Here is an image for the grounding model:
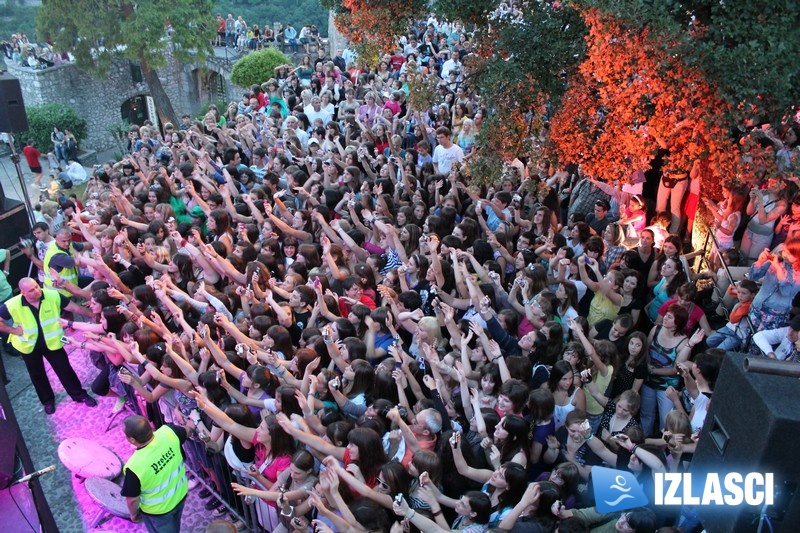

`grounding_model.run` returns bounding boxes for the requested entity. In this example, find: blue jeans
[142,497,186,533]
[706,326,742,351]
[640,385,675,437]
